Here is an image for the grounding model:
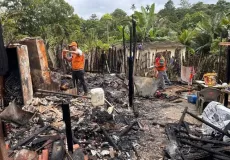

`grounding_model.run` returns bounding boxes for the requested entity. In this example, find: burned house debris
[1,29,230,160]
